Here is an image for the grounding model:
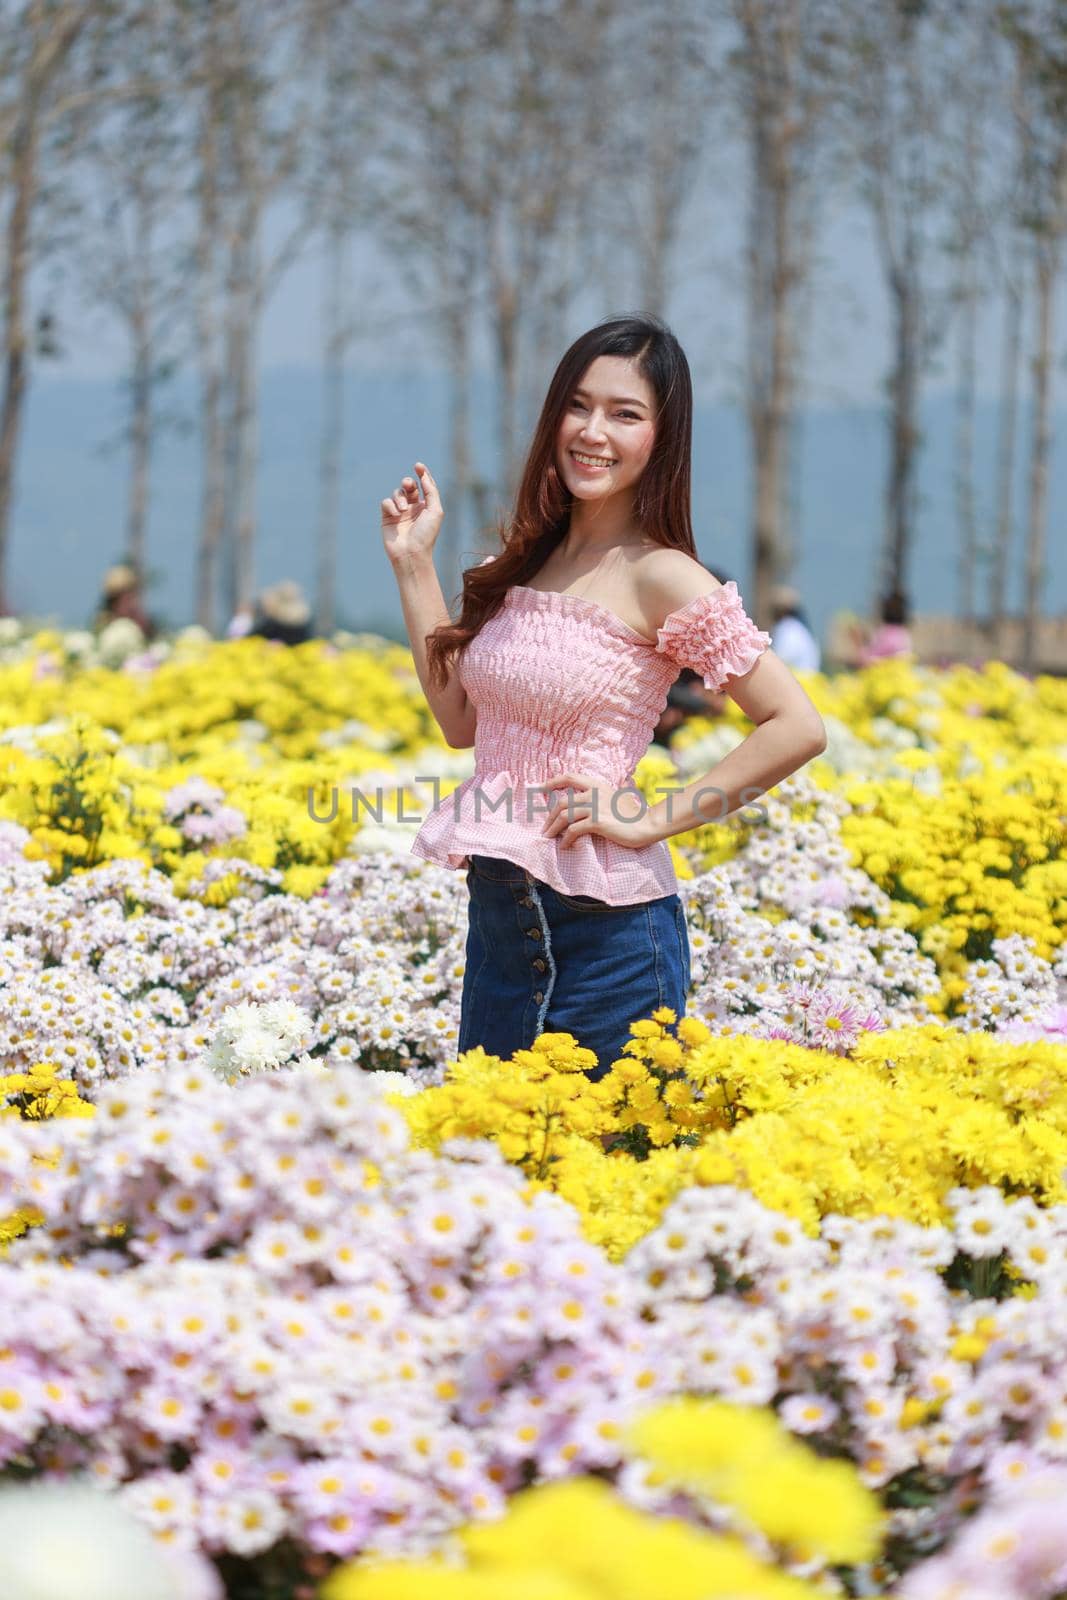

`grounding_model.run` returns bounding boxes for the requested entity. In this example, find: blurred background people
[93,562,156,640]
[859,589,913,664]
[250,579,313,646]
[225,605,255,640]
[770,583,821,672]
[654,668,721,748]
